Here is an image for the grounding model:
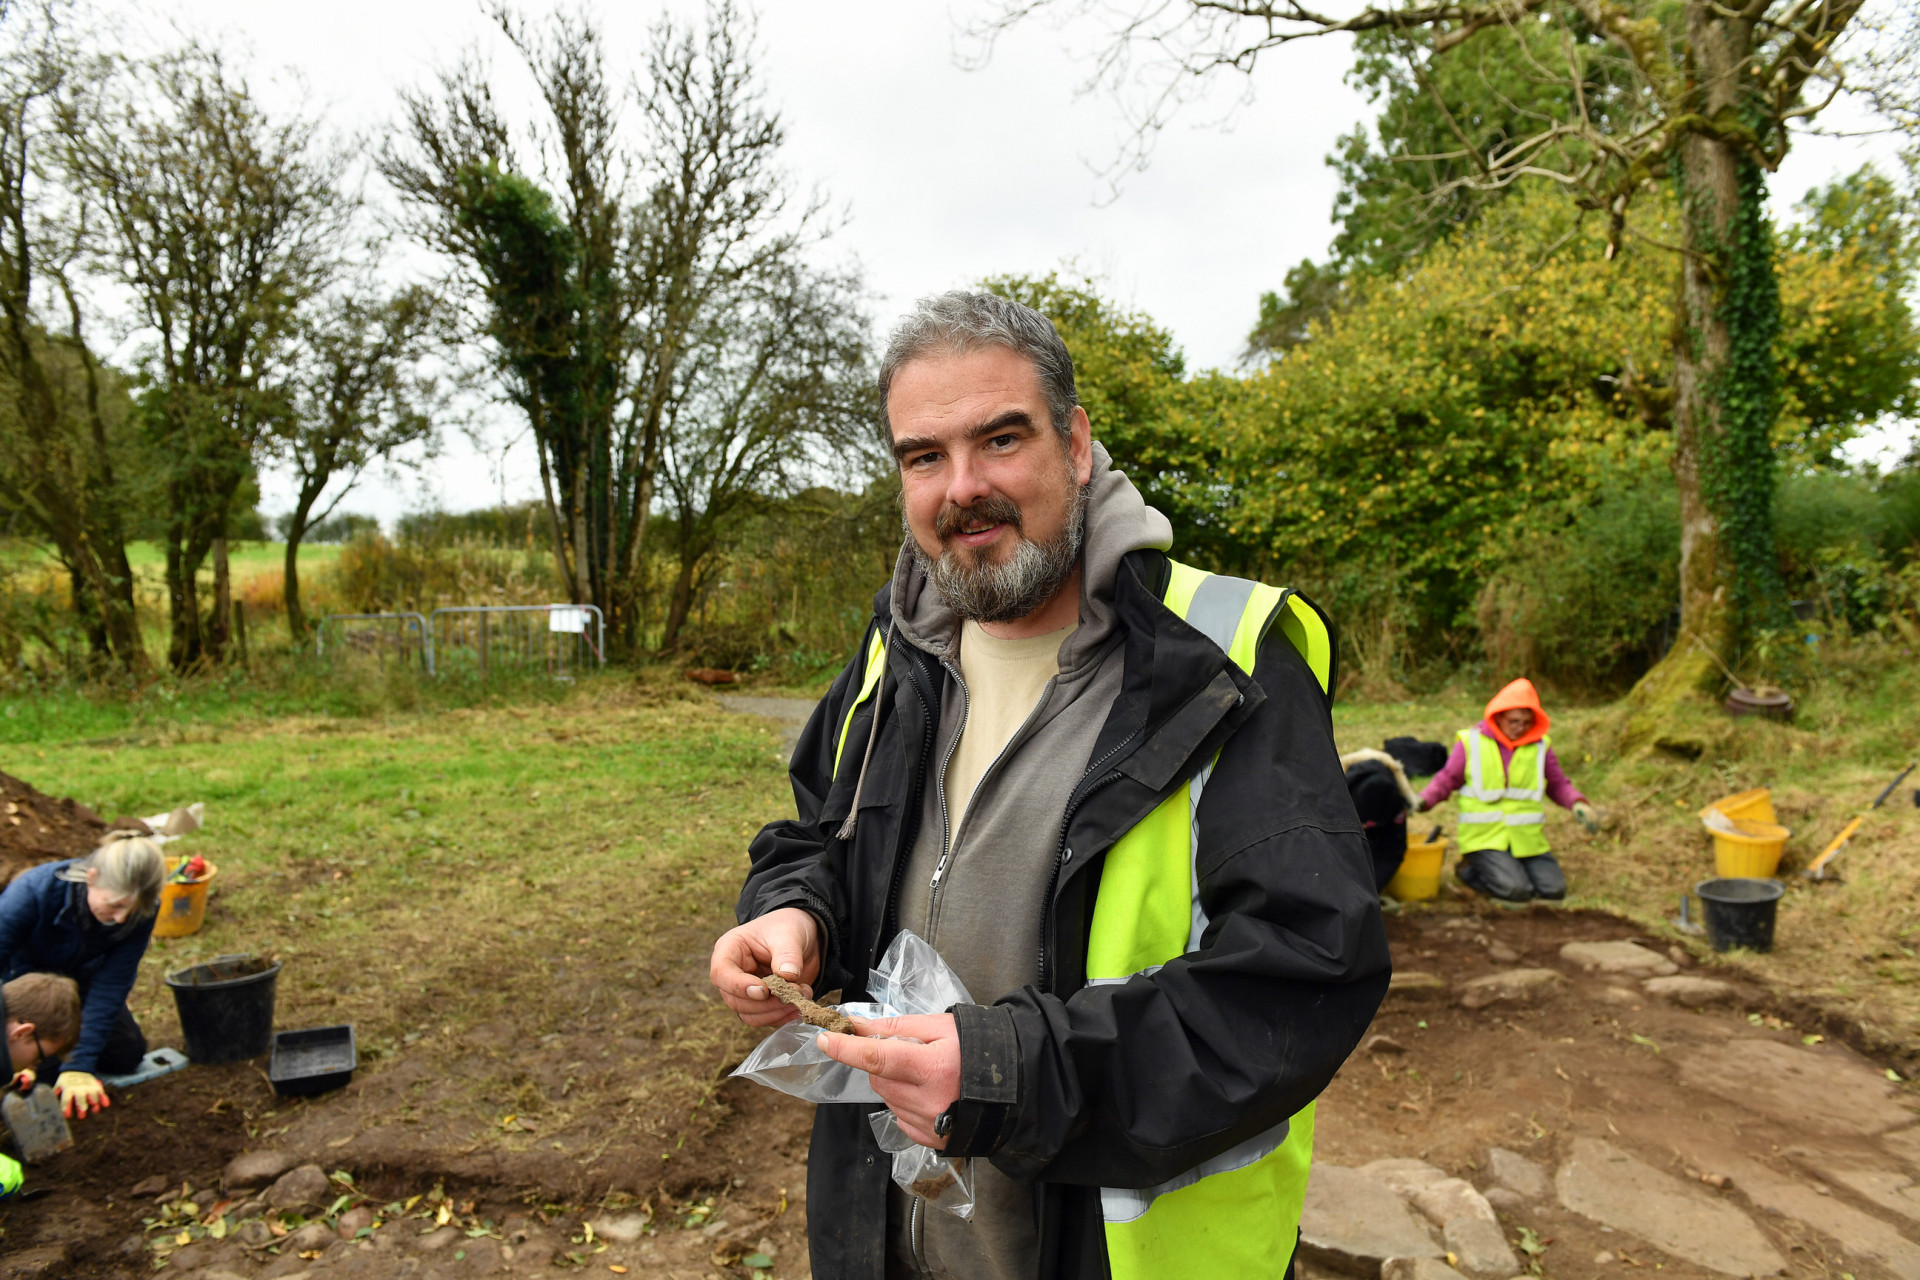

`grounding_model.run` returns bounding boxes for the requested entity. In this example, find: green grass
[9,671,792,1184]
